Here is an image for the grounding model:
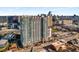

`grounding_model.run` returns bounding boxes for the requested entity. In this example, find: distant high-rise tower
[47,11,53,27]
